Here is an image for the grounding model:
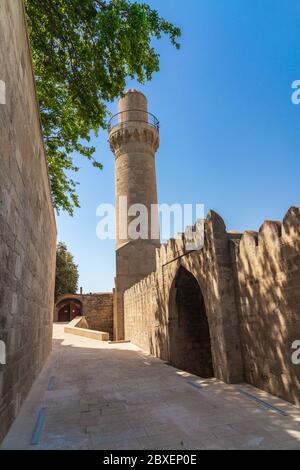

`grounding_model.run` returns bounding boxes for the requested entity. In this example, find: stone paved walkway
[1,324,300,450]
